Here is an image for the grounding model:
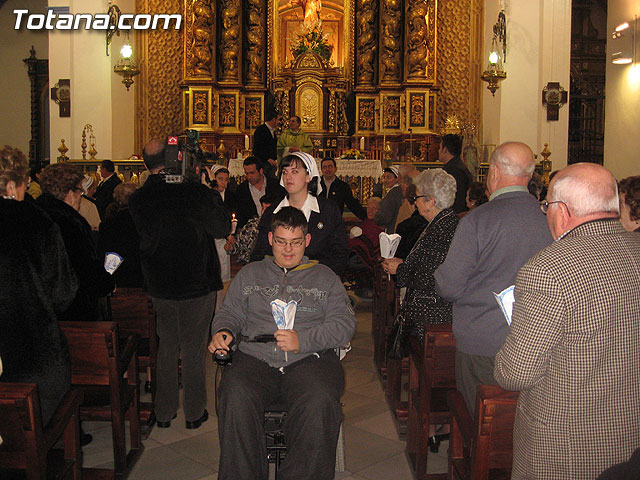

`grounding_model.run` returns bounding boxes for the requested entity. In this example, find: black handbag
[386,309,411,360]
